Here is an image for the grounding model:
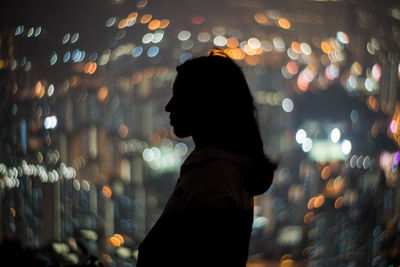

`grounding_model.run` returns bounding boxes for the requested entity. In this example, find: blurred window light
[282,98,294,112]
[212,26,225,36]
[47,84,55,97]
[175,143,188,156]
[27,27,34,37]
[281,66,293,79]
[137,0,148,8]
[365,78,376,92]
[300,42,312,55]
[372,64,382,82]
[132,46,144,57]
[197,32,211,43]
[346,75,357,92]
[142,33,154,44]
[15,25,24,36]
[71,33,79,43]
[341,139,352,155]
[336,31,349,44]
[254,13,268,24]
[191,15,204,25]
[152,30,164,43]
[50,52,57,66]
[179,53,192,64]
[34,27,41,37]
[350,109,359,123]
[273,37,285,52]
[295,129,307,144]
[178,30,191,41]
[261,40,273,52]
[325,64,339,80]
[62,33,70,44]
[44,116,58,129]
[286,61,298,75]
[287,48,299,60]
[180,40,194,50]
[88,52,98,62]
[106,17,117,27]
[147,46,159,57]
[248,38,261,49]
[213,35,227,47]
[302,138,312,152]
[63,51,71,63]
[330,128,341,143]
